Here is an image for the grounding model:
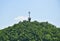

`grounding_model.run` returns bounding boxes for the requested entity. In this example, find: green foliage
[0,21,60,41]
